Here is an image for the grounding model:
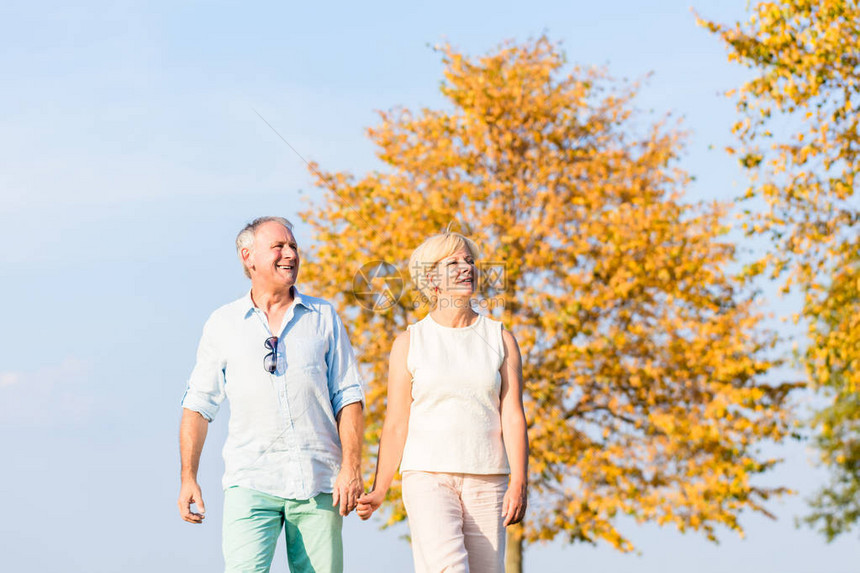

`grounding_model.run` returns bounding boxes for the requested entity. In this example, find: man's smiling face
[243,221,300,291]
